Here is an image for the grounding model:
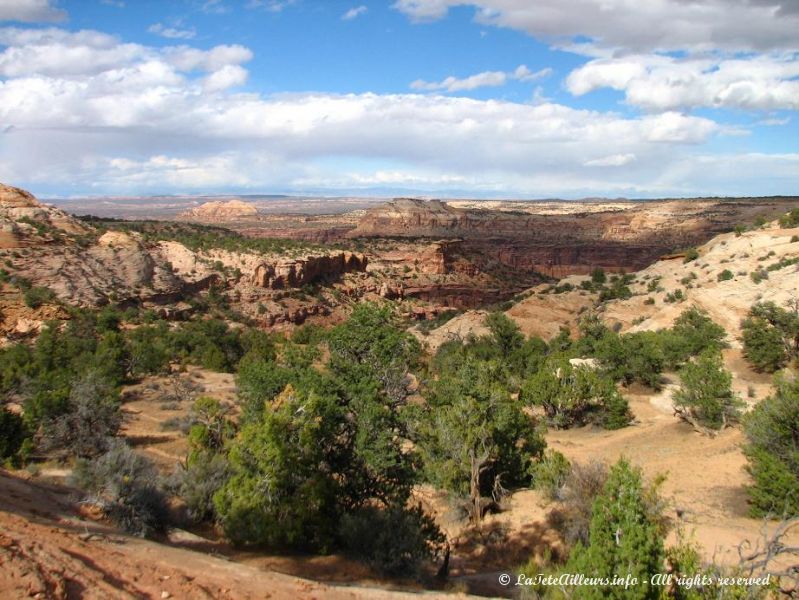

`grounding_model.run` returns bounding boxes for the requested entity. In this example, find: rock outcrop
[0,183,39,208]
[178,200,258,221]
[0,183,90,247]
[251,252,367,289]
